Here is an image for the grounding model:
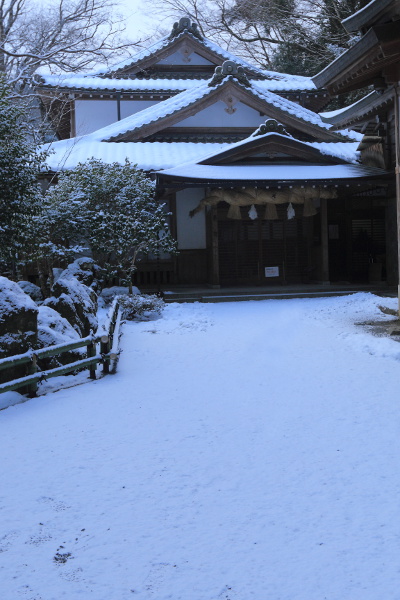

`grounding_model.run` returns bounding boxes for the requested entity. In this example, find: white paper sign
[265,266,279,277]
